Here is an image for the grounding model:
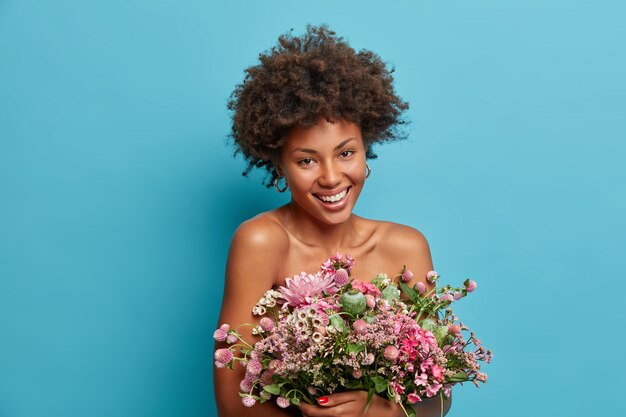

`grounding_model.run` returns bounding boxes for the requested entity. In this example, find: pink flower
[426,271,439,284]
[426,382,442,397]
[353,319,369,335]
[407,393,422,404]
[213,328,227,342]
[414,372,428,387]
[365,294,376,308]
[351,279,381,297]
[440,293,454,302]
[260,317,275,331]
[241,396,256,407]
[276,397,290,408]
[402,268,414,282]
[465,279,477,292]
[448,324,462,336]
[226,334,238,344]
[278,272,337,307]
[213,323,230,342]
[214,348,233,365]
[352,369,362,379]
[240,375,254,392]
[333,268,350,286]
[246,359,262,376]
[453,291,462,300]
[416,282,427,294]
[431,365,444,381]
[384,345,400,361]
